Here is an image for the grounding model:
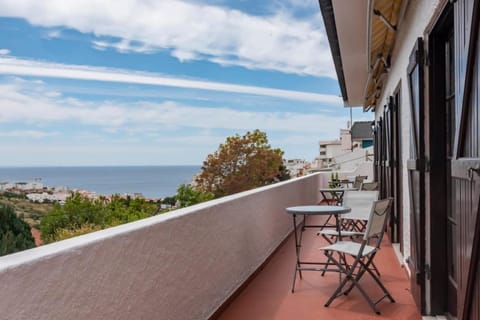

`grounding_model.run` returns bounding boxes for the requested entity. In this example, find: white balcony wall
[0,173,328,320]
